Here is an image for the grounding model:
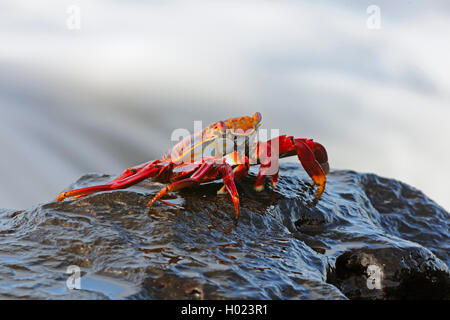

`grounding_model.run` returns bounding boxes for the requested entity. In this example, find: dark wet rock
[327,247,449,299]
[0,164,448,299]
